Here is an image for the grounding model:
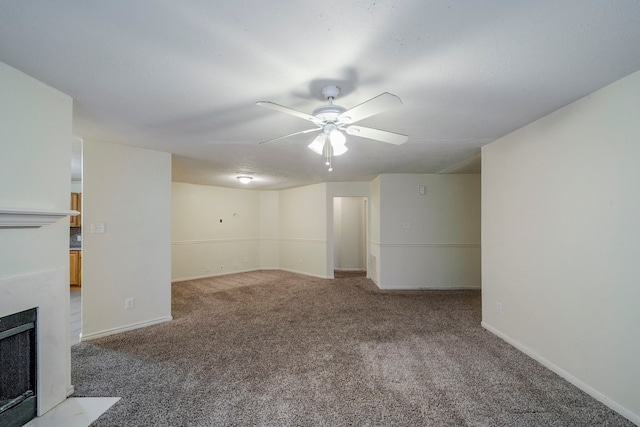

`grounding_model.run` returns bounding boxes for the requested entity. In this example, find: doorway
[333,197,367,275]
[70,136,82,346]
